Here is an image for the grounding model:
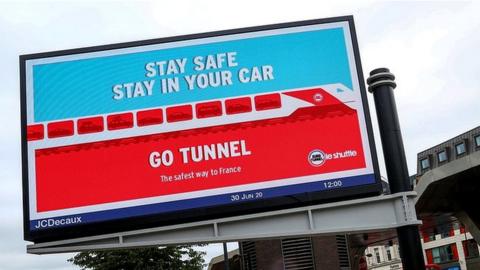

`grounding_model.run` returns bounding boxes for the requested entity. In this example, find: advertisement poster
[21,17,380,241]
